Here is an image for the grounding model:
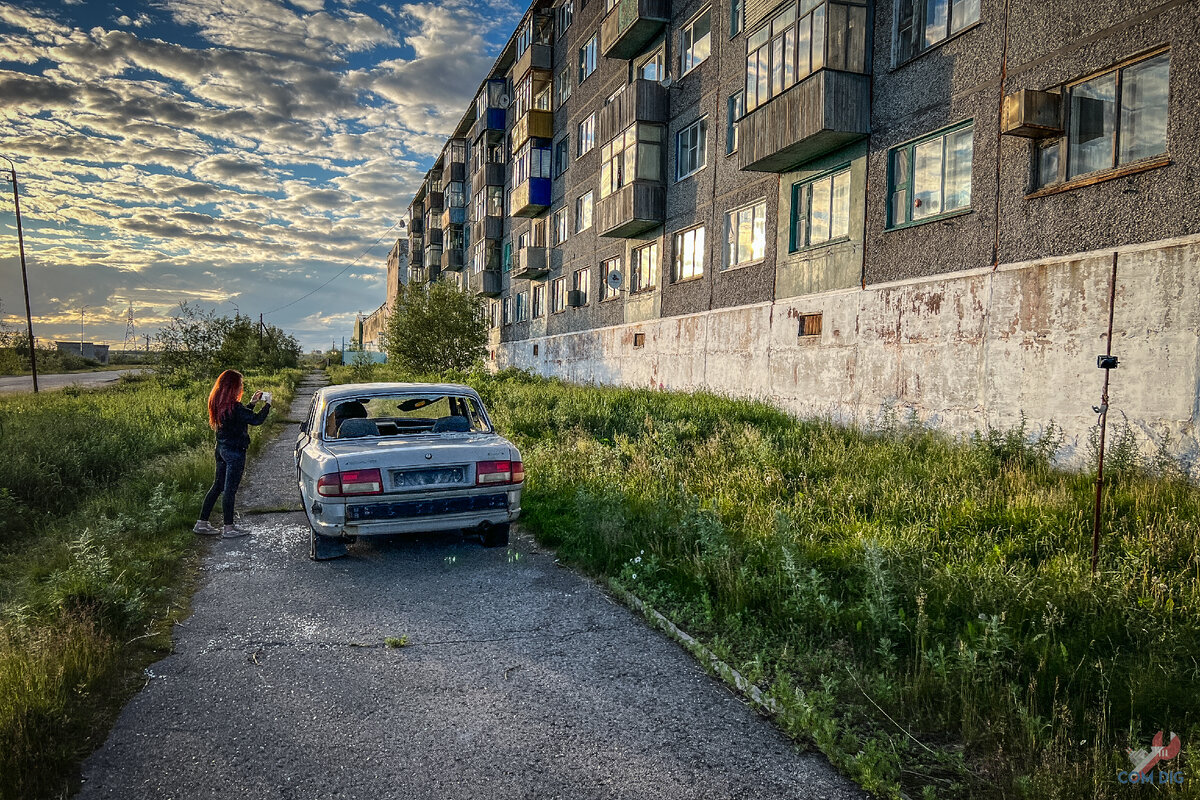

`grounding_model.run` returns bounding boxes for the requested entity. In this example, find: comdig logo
[1119,731,1183,785]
